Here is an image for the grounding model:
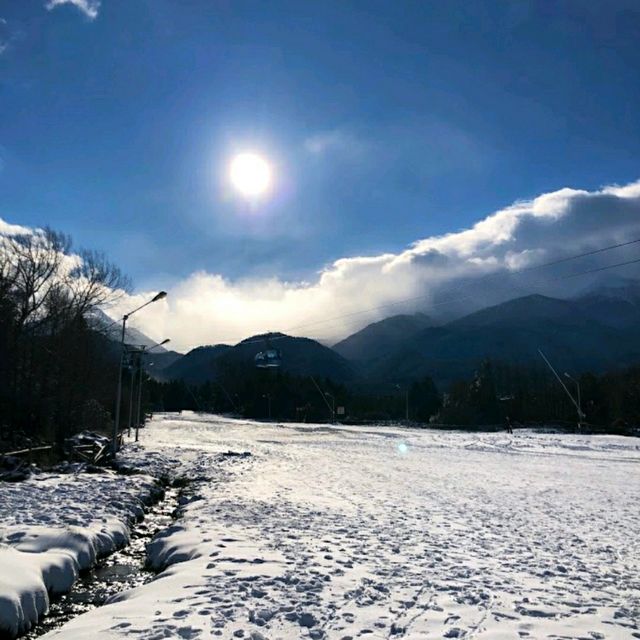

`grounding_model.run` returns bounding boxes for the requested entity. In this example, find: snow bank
[146,524,204,571]
[114,441,183,479]
[0,547,49,638]
[0,469,160,637]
